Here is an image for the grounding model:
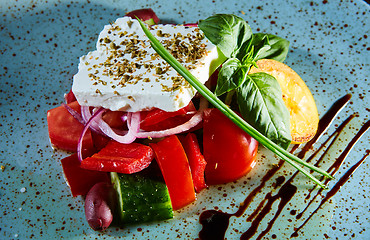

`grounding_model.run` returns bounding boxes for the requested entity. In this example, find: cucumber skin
[111,172,173,224]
